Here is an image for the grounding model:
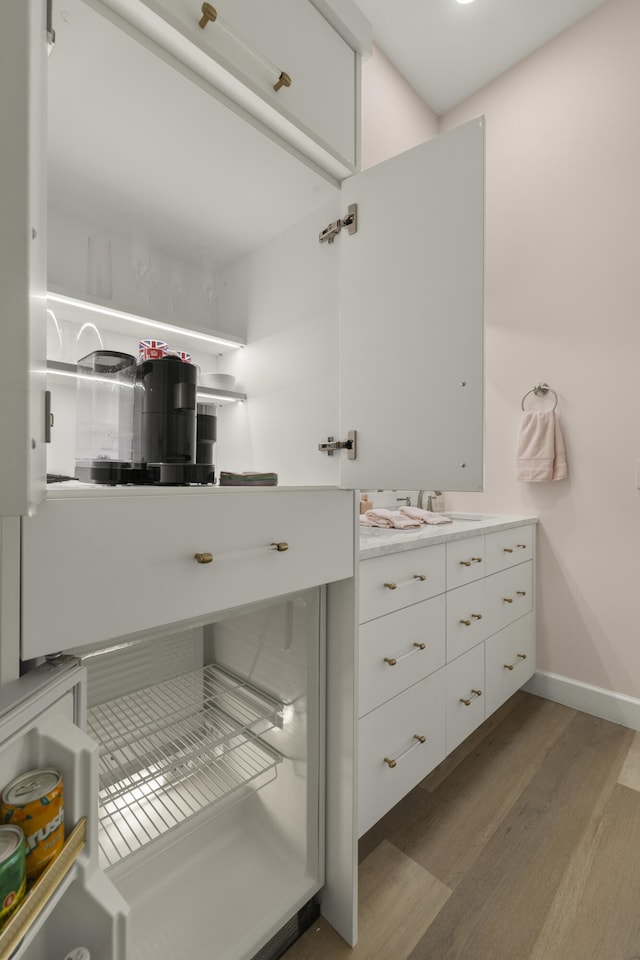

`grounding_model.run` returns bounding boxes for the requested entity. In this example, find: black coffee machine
[75,351,216,485]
